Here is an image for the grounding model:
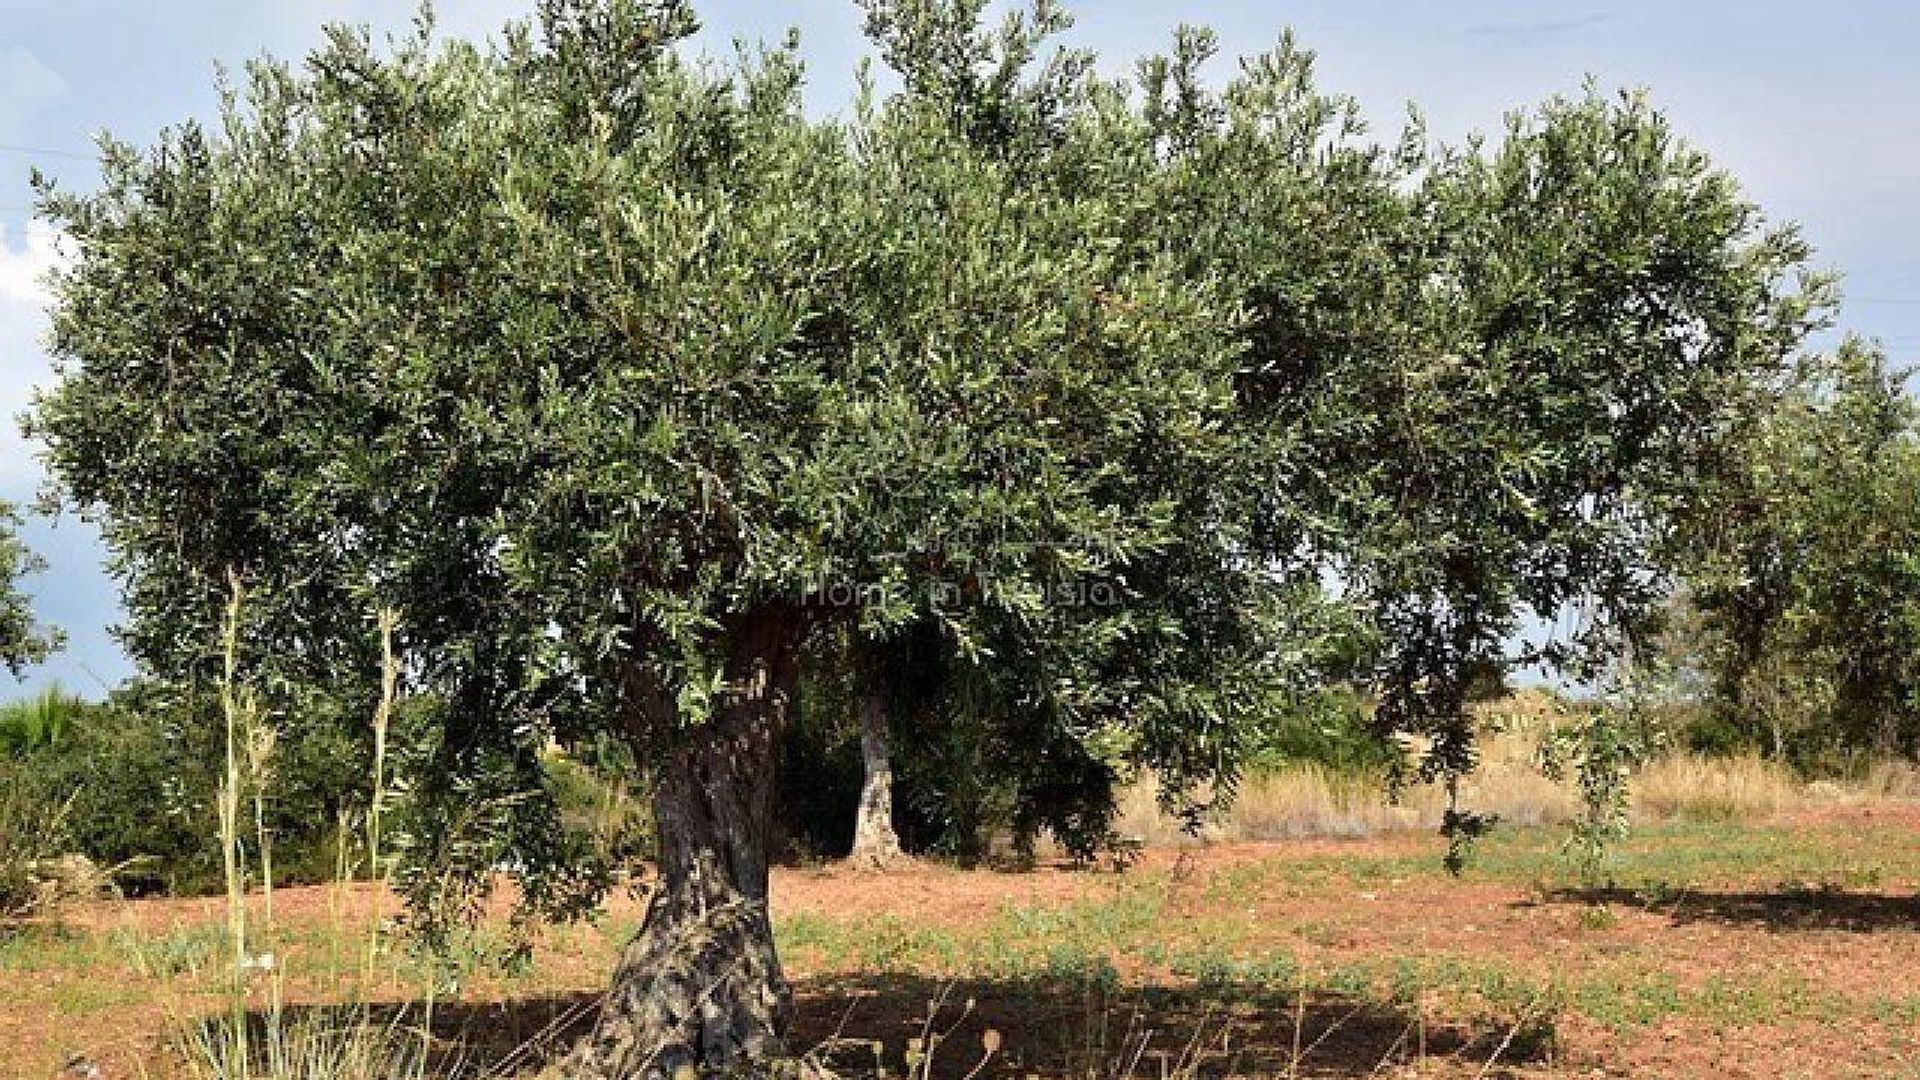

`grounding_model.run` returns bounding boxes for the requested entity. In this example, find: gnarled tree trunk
[848,683,904,868]
[569,609,801,1079]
